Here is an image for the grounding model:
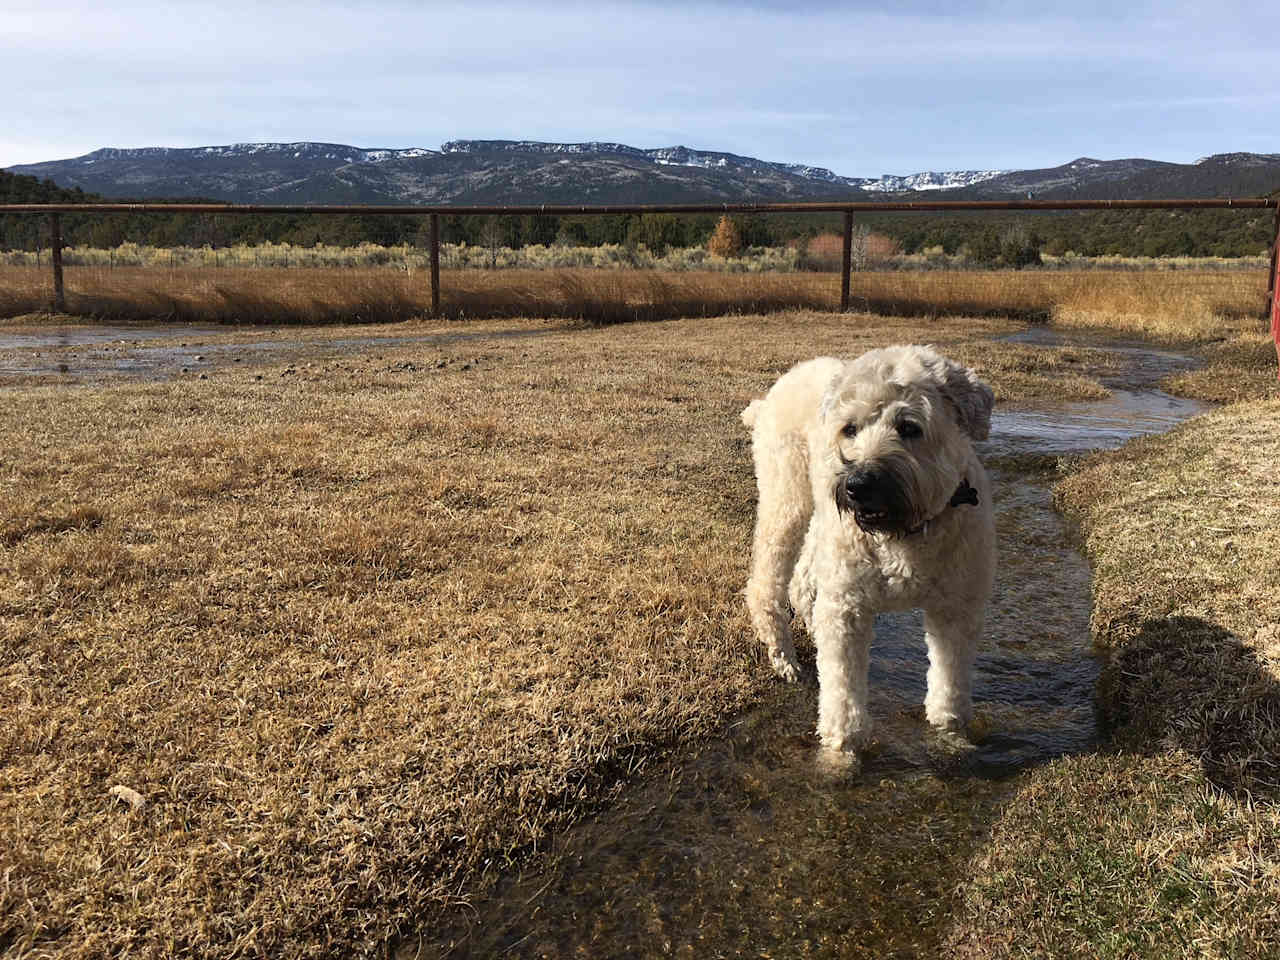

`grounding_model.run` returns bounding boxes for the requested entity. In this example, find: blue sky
[5,0,1278,176]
